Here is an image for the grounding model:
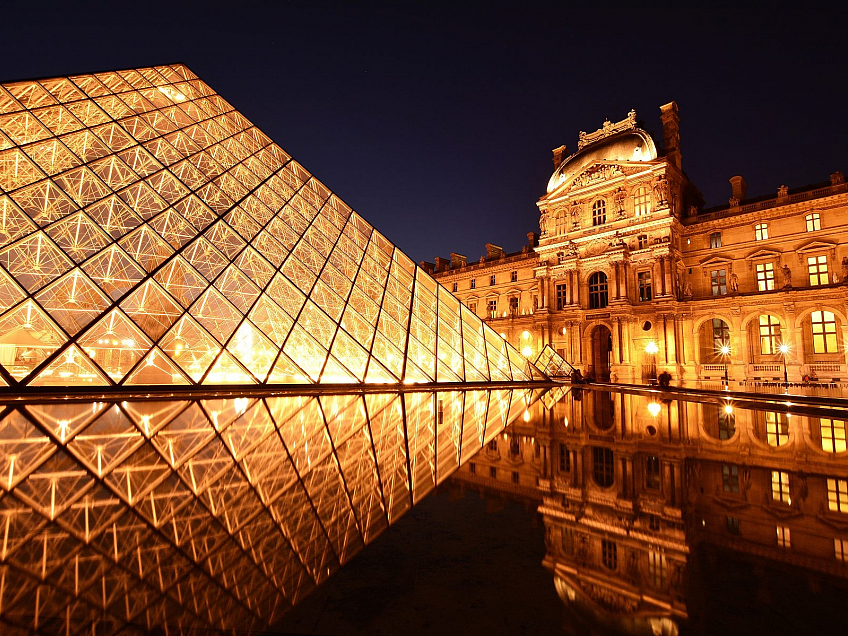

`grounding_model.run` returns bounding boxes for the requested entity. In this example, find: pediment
[699,255,734,268]
[796,239,837,253]
[745,247,782,261]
